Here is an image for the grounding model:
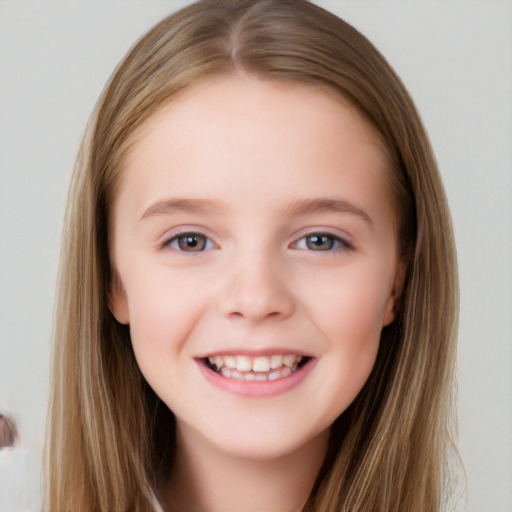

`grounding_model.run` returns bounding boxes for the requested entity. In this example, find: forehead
[124,73,388,160]
[115,73,395,226]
